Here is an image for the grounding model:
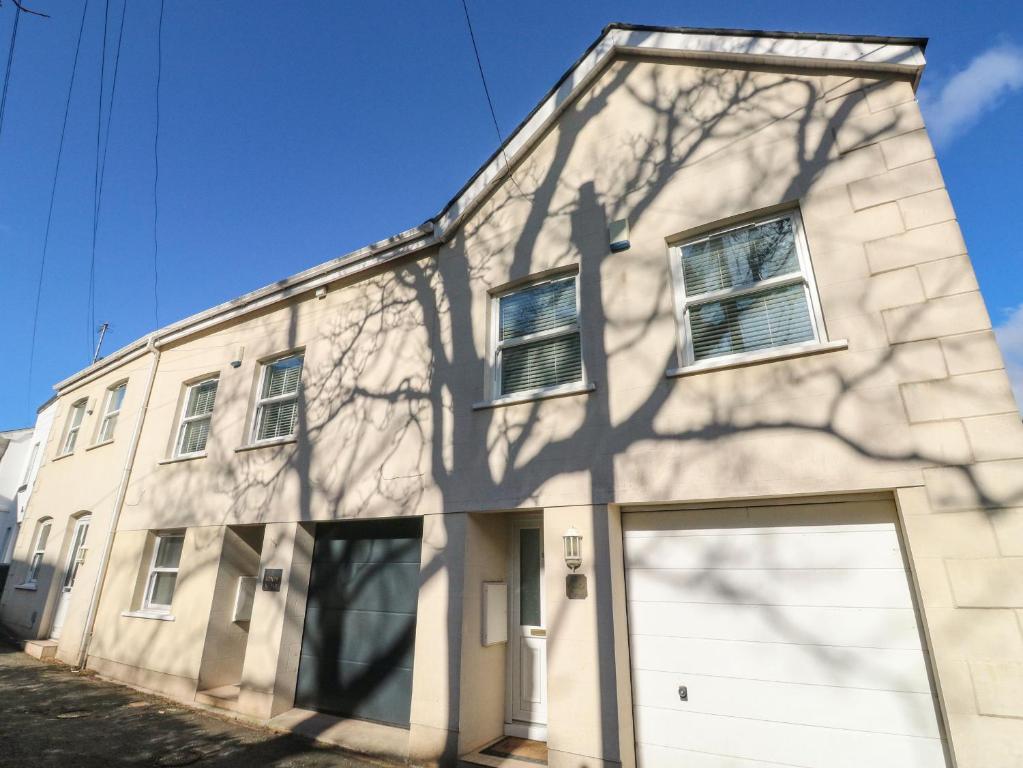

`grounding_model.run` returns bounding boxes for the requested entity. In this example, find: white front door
[507,517,547,739]
[50,516,91,640]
